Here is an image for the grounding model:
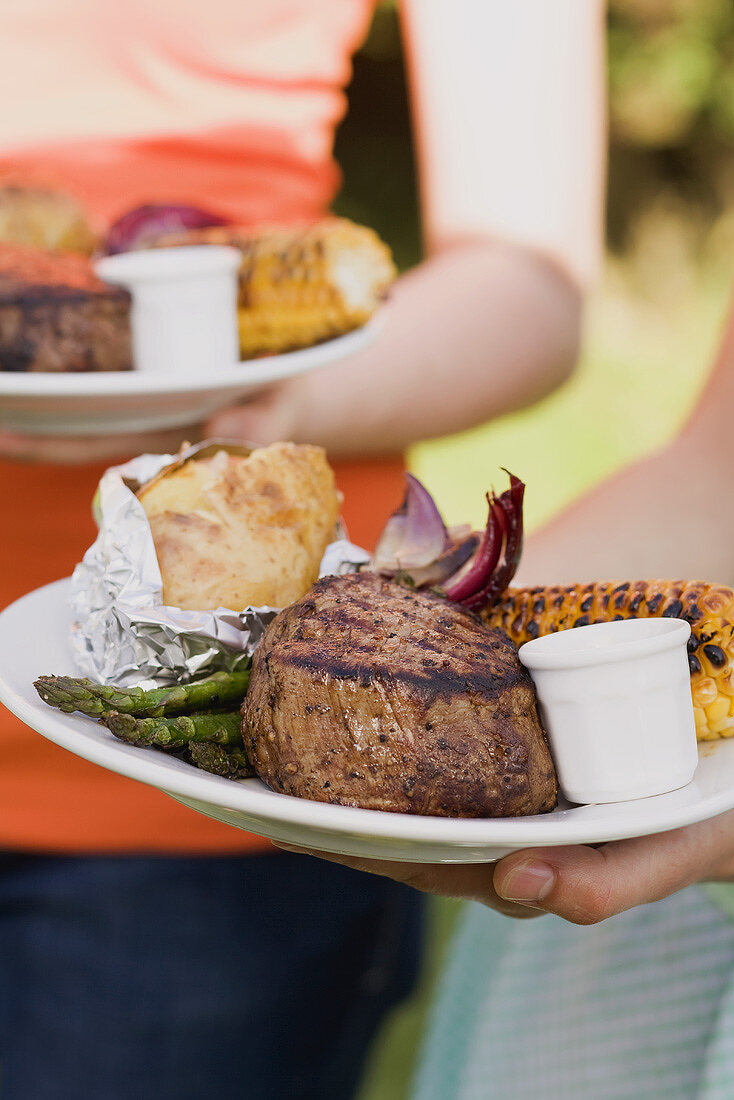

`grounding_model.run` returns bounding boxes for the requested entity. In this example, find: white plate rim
[1,578,733,854]
[0,316,380,399]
